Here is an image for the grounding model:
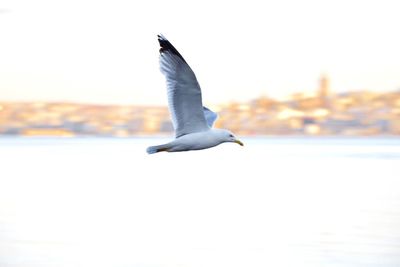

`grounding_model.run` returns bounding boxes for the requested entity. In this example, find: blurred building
[1,75,400,137]
[319,74,331,109]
